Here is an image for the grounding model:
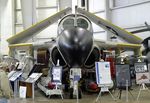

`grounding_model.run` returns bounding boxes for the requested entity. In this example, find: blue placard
[74,75,80,81]
[95,62,111,86]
